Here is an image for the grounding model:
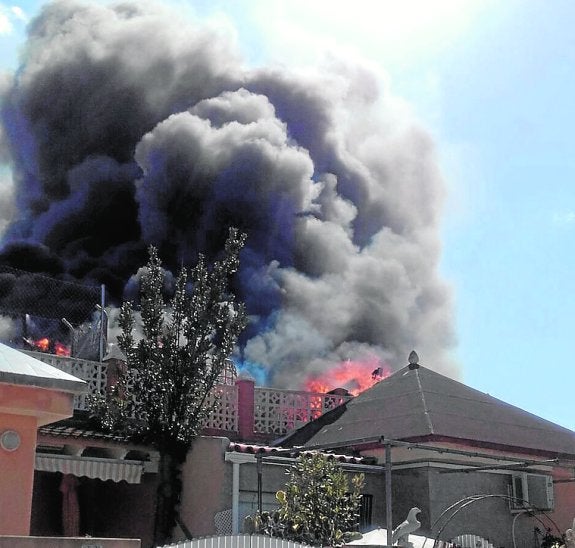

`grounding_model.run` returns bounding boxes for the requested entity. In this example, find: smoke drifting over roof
[0,0,456,386]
